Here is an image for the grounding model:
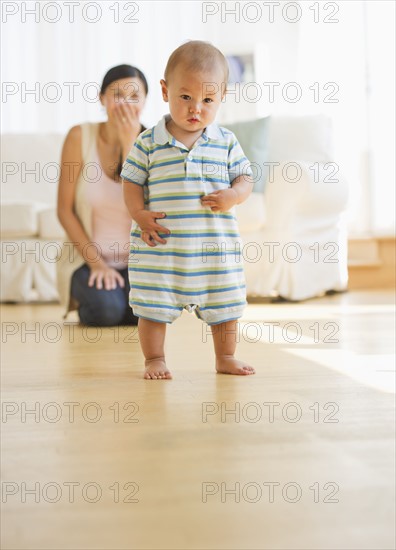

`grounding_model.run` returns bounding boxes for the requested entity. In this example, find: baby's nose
[189,103,201,113]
